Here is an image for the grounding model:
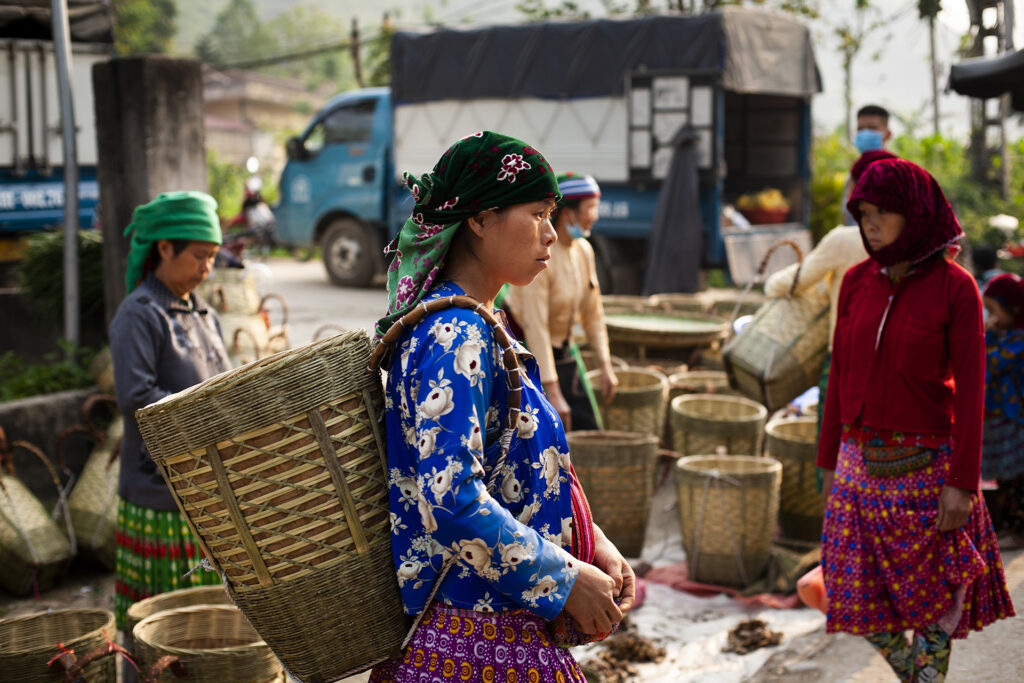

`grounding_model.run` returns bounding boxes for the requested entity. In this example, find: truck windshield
[303,99,377,154]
